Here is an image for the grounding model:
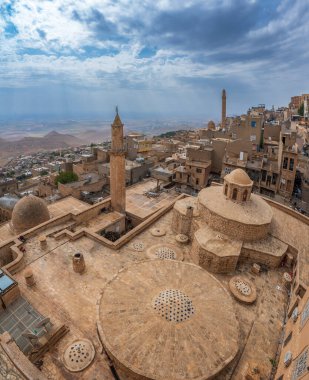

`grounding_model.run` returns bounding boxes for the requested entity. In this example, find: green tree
[55,171,78,185]
[298,102,304,116]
